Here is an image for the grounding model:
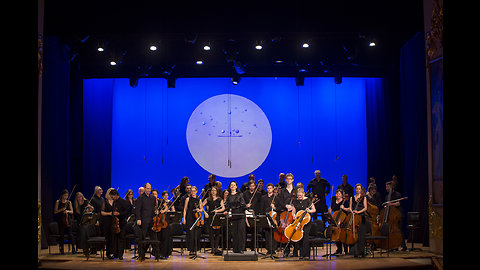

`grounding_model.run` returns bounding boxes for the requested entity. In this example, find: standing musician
[135,183,159,261]
[171,176,189,211]
[278,173,297,257]
[260,183,279,255]
[337,175,354,203]
[203,186,225,255]
[101,188,129,259]
[328,189,349,255]
[366,178,382,209]
[203,174,217,198]
[243,180,262,251]
[275,173,287,190]
[306,170,331,220]
[384,180,408,251]
[290,188,316,260]
[151,190,171,259]
[53,189,75,254]
[73,192,93,252]
[347,184,368,257]
[183,186,203,256]
[90,186,105,236]
[224,181,247,253]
